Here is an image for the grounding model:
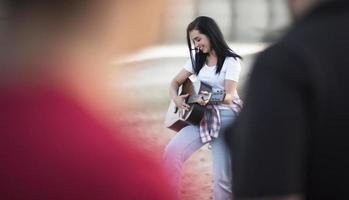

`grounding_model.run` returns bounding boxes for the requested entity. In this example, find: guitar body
[165,78,213,132]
